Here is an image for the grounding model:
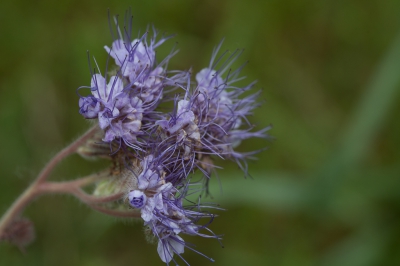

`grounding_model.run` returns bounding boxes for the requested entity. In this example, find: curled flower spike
[105,18,179,109]
[78,21,187,154]
[185,44,272,174]
[128,155,175,222]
